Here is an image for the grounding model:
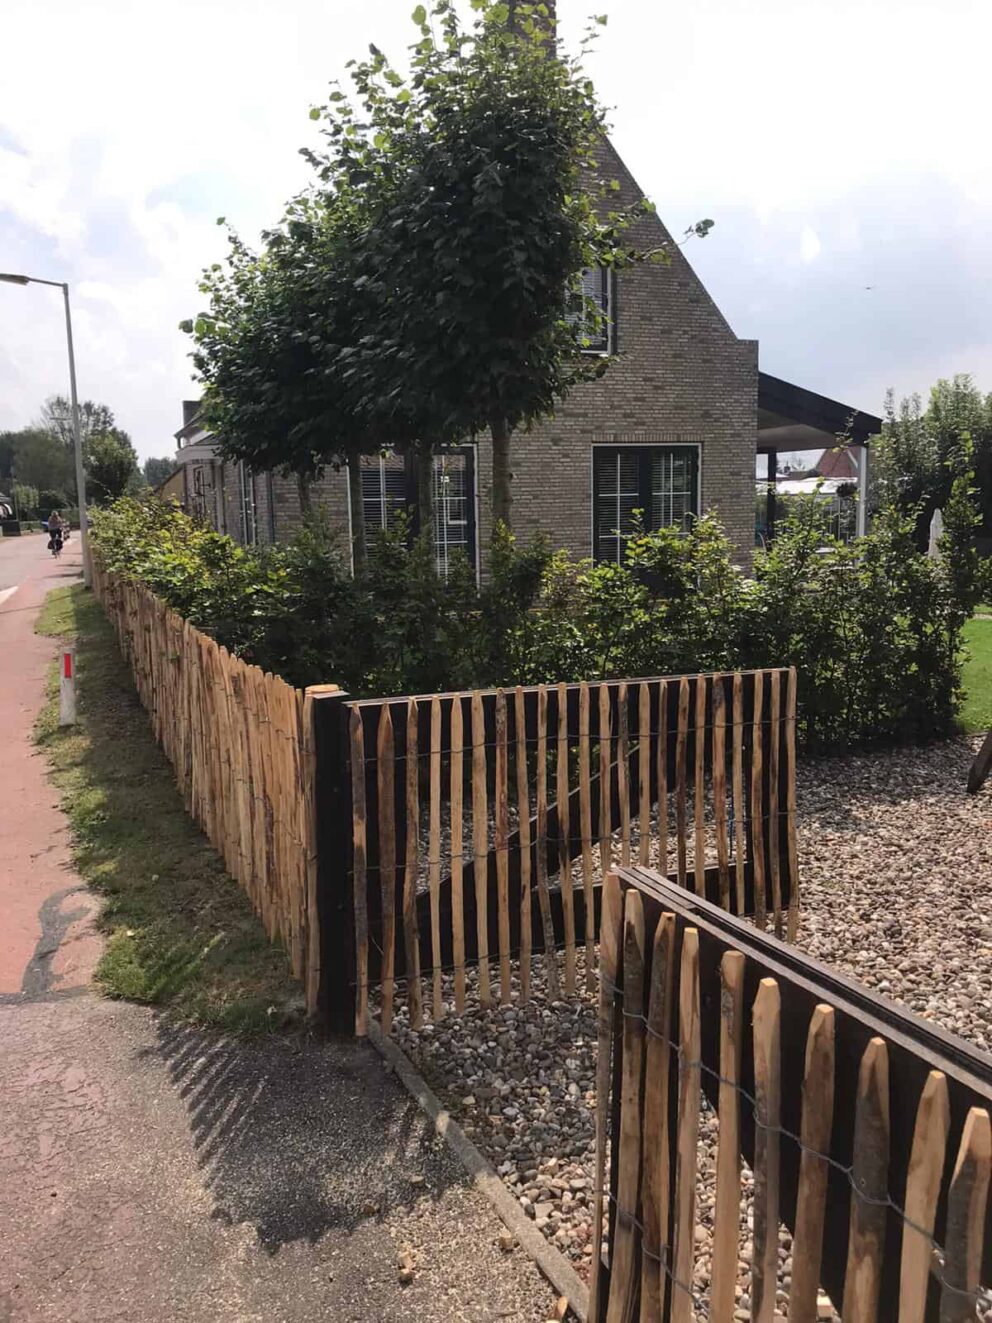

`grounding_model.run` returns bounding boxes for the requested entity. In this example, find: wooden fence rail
[91,560,324,1013]
[590,867,992,1322]
[344,669,798,1035]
